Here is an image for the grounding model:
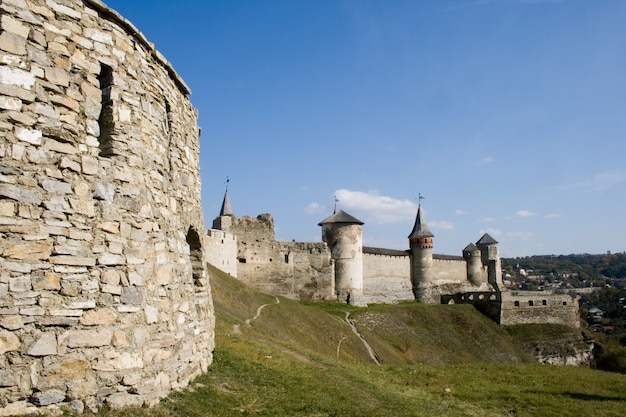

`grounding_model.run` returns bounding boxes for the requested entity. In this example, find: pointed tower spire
[219,190,233,216]
[219,177,233,216]
[408,204,434,242]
